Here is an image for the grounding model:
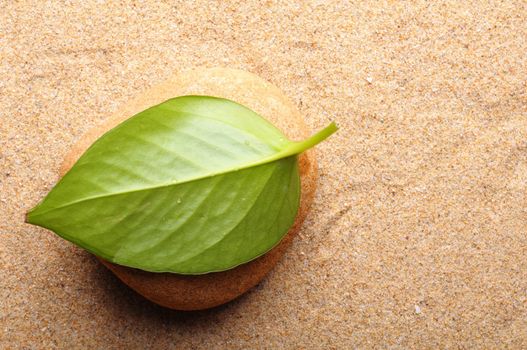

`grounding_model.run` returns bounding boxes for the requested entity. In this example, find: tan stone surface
[1,1,526,348]
[60,68,318,311]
